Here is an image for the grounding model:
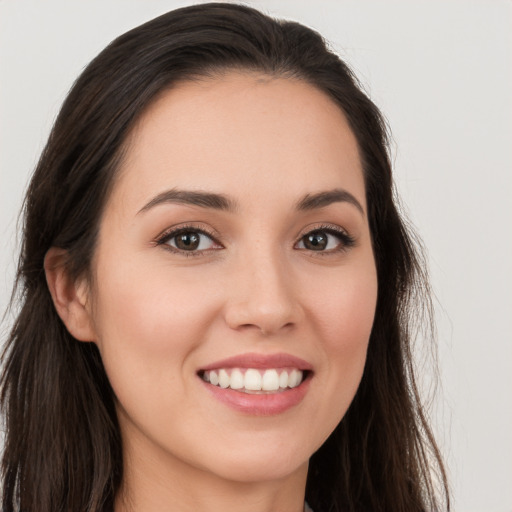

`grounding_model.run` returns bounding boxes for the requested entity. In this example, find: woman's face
[86,73,377,485]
